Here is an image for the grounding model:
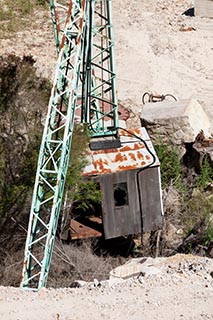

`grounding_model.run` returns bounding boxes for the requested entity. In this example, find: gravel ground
[1,254,213,320]
[1,0,213,127]
[1,1,213,319]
